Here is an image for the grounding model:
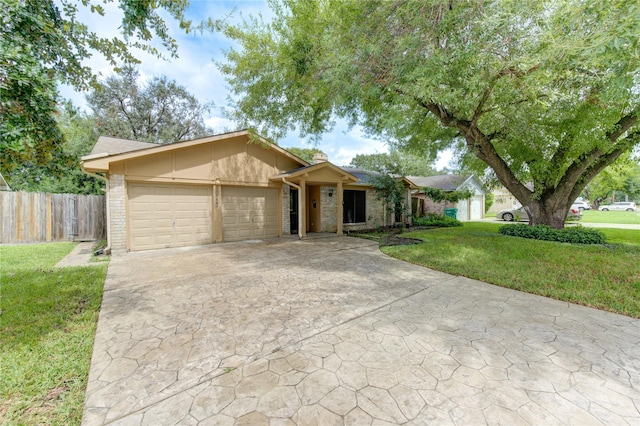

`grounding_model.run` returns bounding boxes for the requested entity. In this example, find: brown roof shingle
[407,175,471,191]
[89,137,157,156]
